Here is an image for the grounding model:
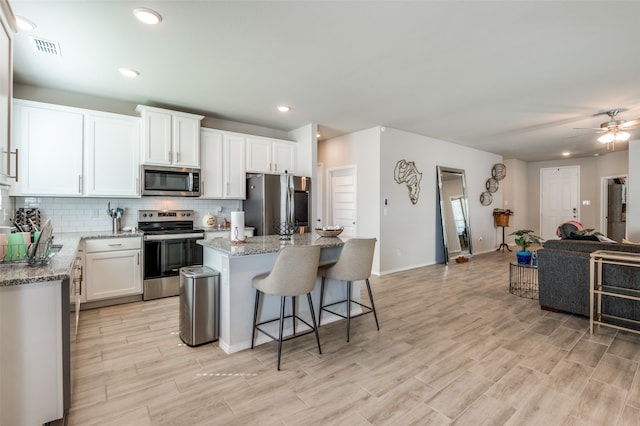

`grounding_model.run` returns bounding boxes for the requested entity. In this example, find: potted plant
[493,208,513,227]
[509,229,543,265]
